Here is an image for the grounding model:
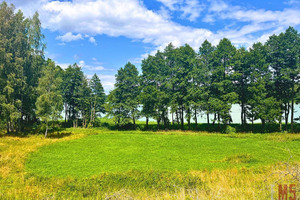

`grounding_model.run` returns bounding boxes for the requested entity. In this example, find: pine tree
[106,62,140,127]
[89,74,106,125]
